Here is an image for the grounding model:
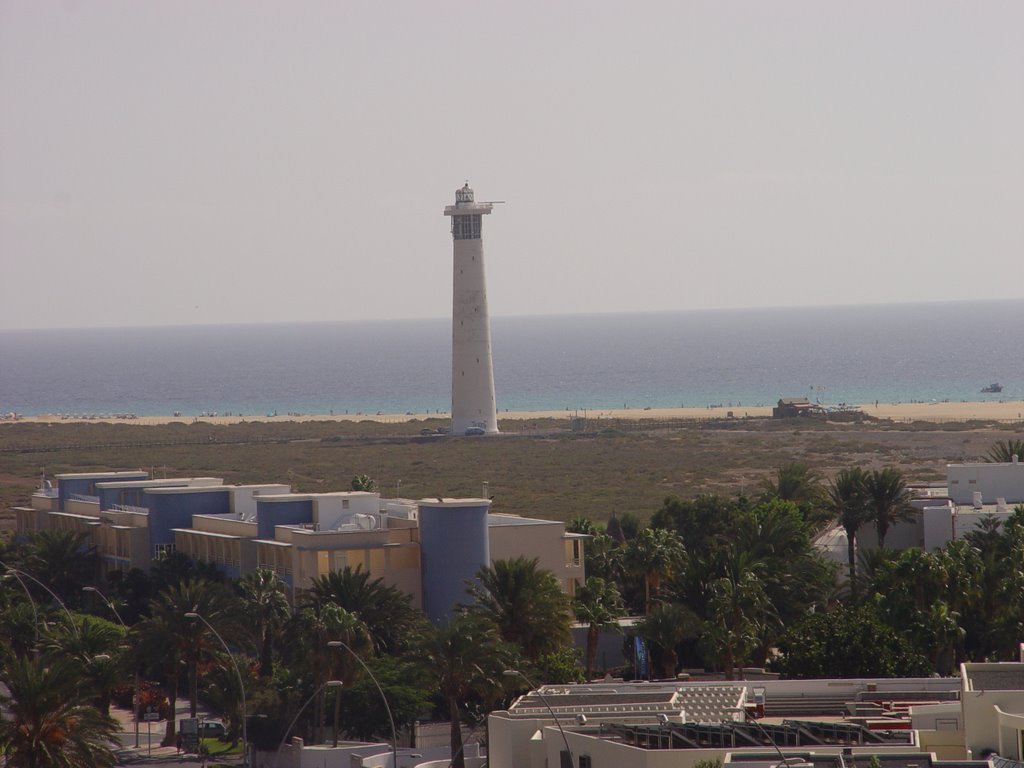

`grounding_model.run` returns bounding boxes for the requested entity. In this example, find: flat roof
[95,478,222,489]
[146,484,288,495]
[487,513,559,527]
[418,497,492,507]
[964,664,1024,691]
[947,460,1022,468]
[256,491,378,502]
[146,486,230,496]
[56,471,148,480]
[171,528,242,540]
